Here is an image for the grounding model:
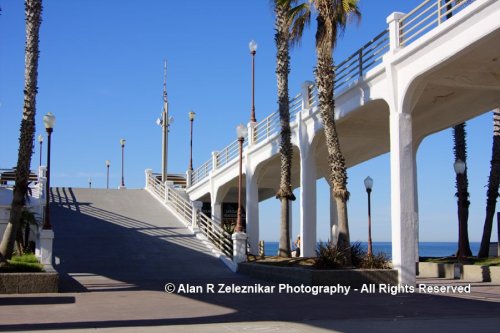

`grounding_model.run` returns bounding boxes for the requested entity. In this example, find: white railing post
[248,122,256,146]
[38,165,47,179]
[192,201,202,229]
[145,169,153,190]
[387,12,406,51]
[301,81,314,111]
[186,169,192,188]
[163,182,170,203]
[437,0,442,25]
[212,151,219,170]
